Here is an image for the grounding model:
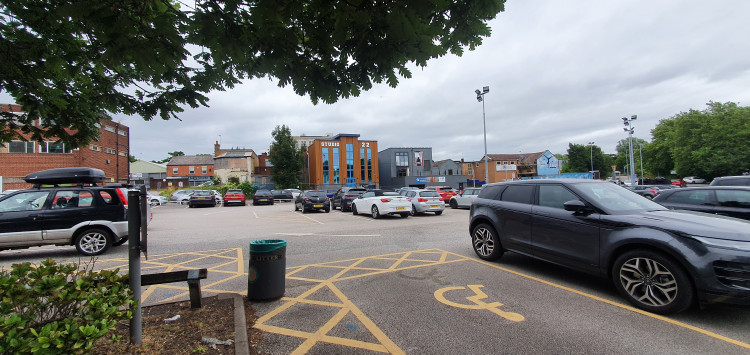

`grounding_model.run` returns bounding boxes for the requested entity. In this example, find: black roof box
[24,167,106,185]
